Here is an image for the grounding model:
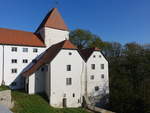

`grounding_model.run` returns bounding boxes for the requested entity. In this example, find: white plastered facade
[86,51,109,98]
[0,45,45,89]
[38,27,69,48]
